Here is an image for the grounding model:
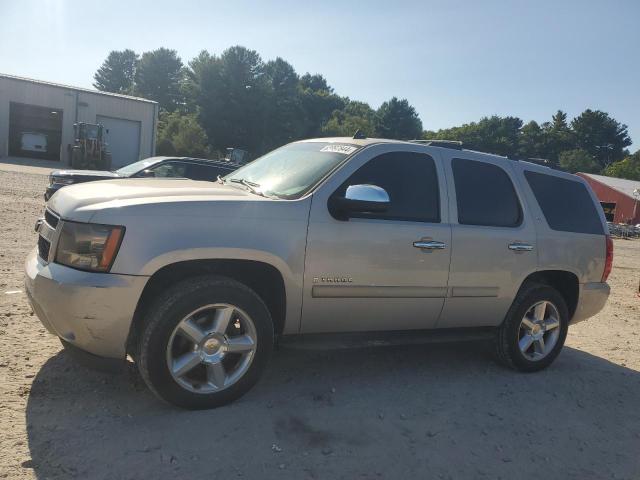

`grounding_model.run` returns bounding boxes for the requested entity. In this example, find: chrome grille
[38,235,51,261]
